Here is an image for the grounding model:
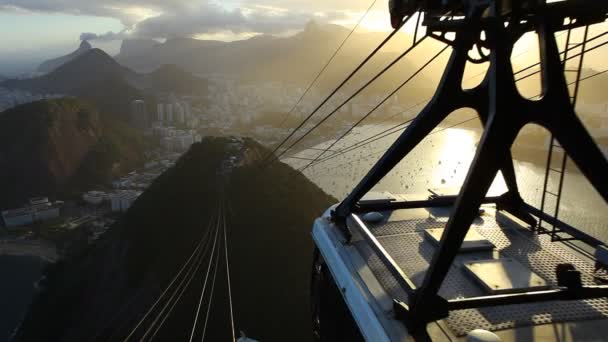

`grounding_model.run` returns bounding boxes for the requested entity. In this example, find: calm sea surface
[290,125,607,242]
[0,255,45,342]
